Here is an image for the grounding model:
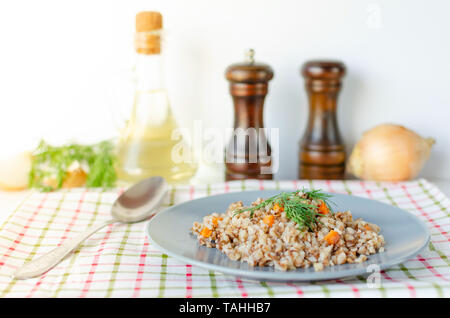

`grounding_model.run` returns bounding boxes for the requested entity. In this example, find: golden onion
[347,124,435,181]
[0,151,32,191]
